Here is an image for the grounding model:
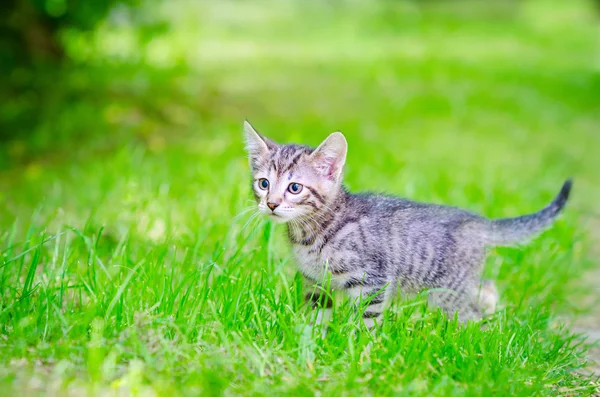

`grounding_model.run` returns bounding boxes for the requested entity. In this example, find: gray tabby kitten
[243,121,572,327]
